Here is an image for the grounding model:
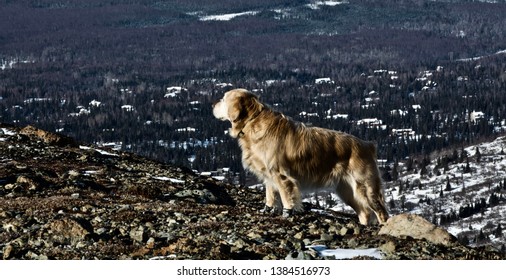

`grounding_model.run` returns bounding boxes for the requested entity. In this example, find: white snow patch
[306,1,349,10]
[121,105,134,112]
[153,176,185,184]
[79,145,119,157]
[90,100,101,107]
[1,128,16,136]
[308,245,383,259]
[165,86,186,98]
[200,11,259,21]
[457,49,506,62]
[315,77,333,84]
